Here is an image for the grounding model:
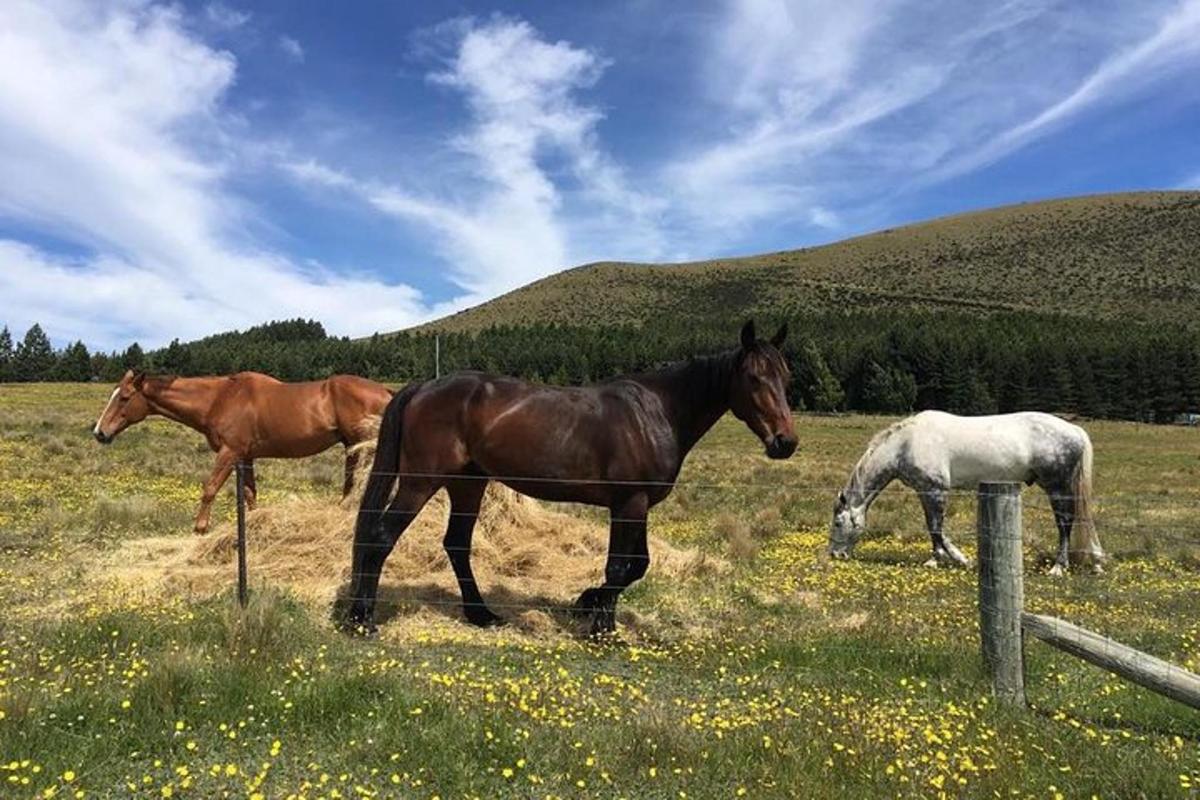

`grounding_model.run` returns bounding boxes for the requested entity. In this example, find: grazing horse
[828,410,1106,574]
[346,321,797,636]
[93,370,392,533]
